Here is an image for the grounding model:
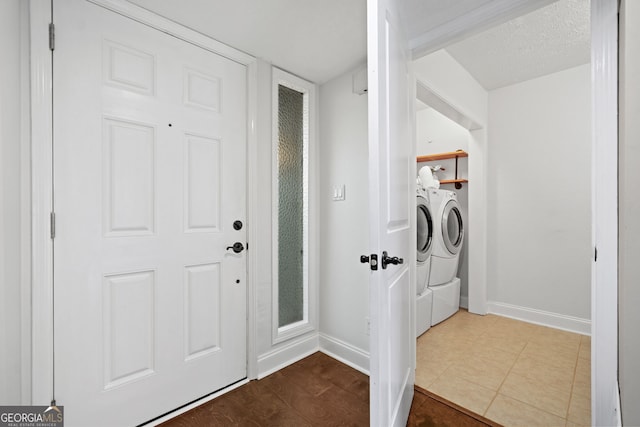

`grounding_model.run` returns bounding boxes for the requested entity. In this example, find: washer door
[442,200,464,255]
[417,195,433,262]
